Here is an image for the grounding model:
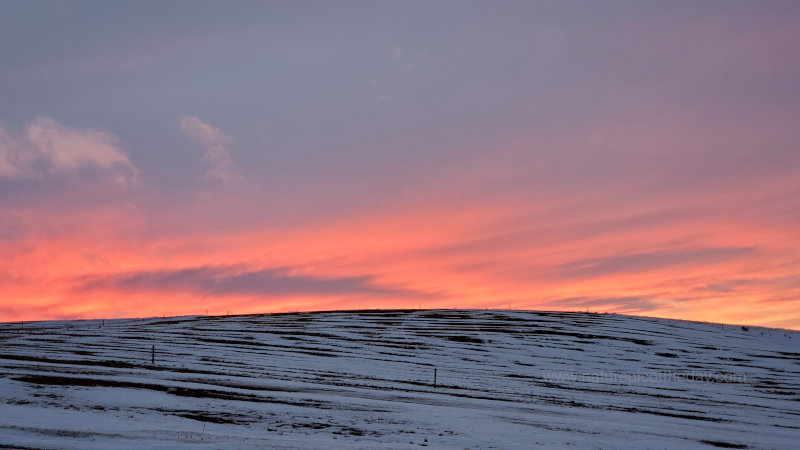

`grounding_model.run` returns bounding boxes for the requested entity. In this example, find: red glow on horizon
[2,180,799,331]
